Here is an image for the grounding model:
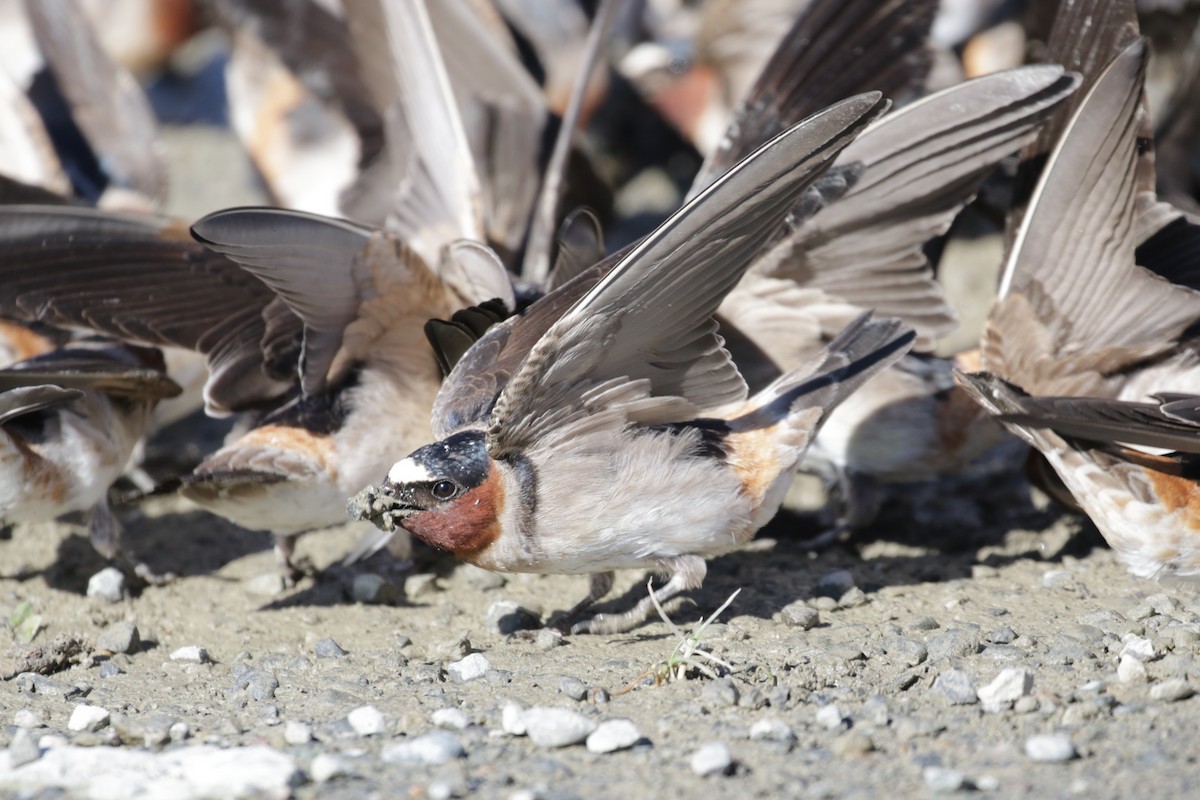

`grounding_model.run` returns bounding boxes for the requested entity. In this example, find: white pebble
[347,705,386,737]
[14,710,44,729]
[586,719,640,753]
[1150,679,1194,702]
[169,722,190,742]
[815,704,844,730]
[521,707,597,748]
[690,742,733,776]
[283,721,312,745]
[169,647,210,664]
[310,753,349,784]
[923,766,966,792]
[1117,654,1148,683]
[446,653,491,682]
[1119,636,1158,662]
[86,568,126,603]
[67,705,110,733]
[1025,733,1076,762]
[431,708,470,730]
[977,668,1033,711]
[381,731,464,765]
[501,702,526,736]
[749,718,796,745]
